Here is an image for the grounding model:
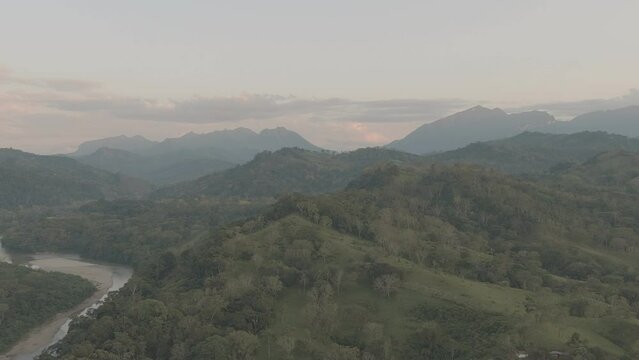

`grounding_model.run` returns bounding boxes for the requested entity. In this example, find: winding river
[0,240,132,360]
